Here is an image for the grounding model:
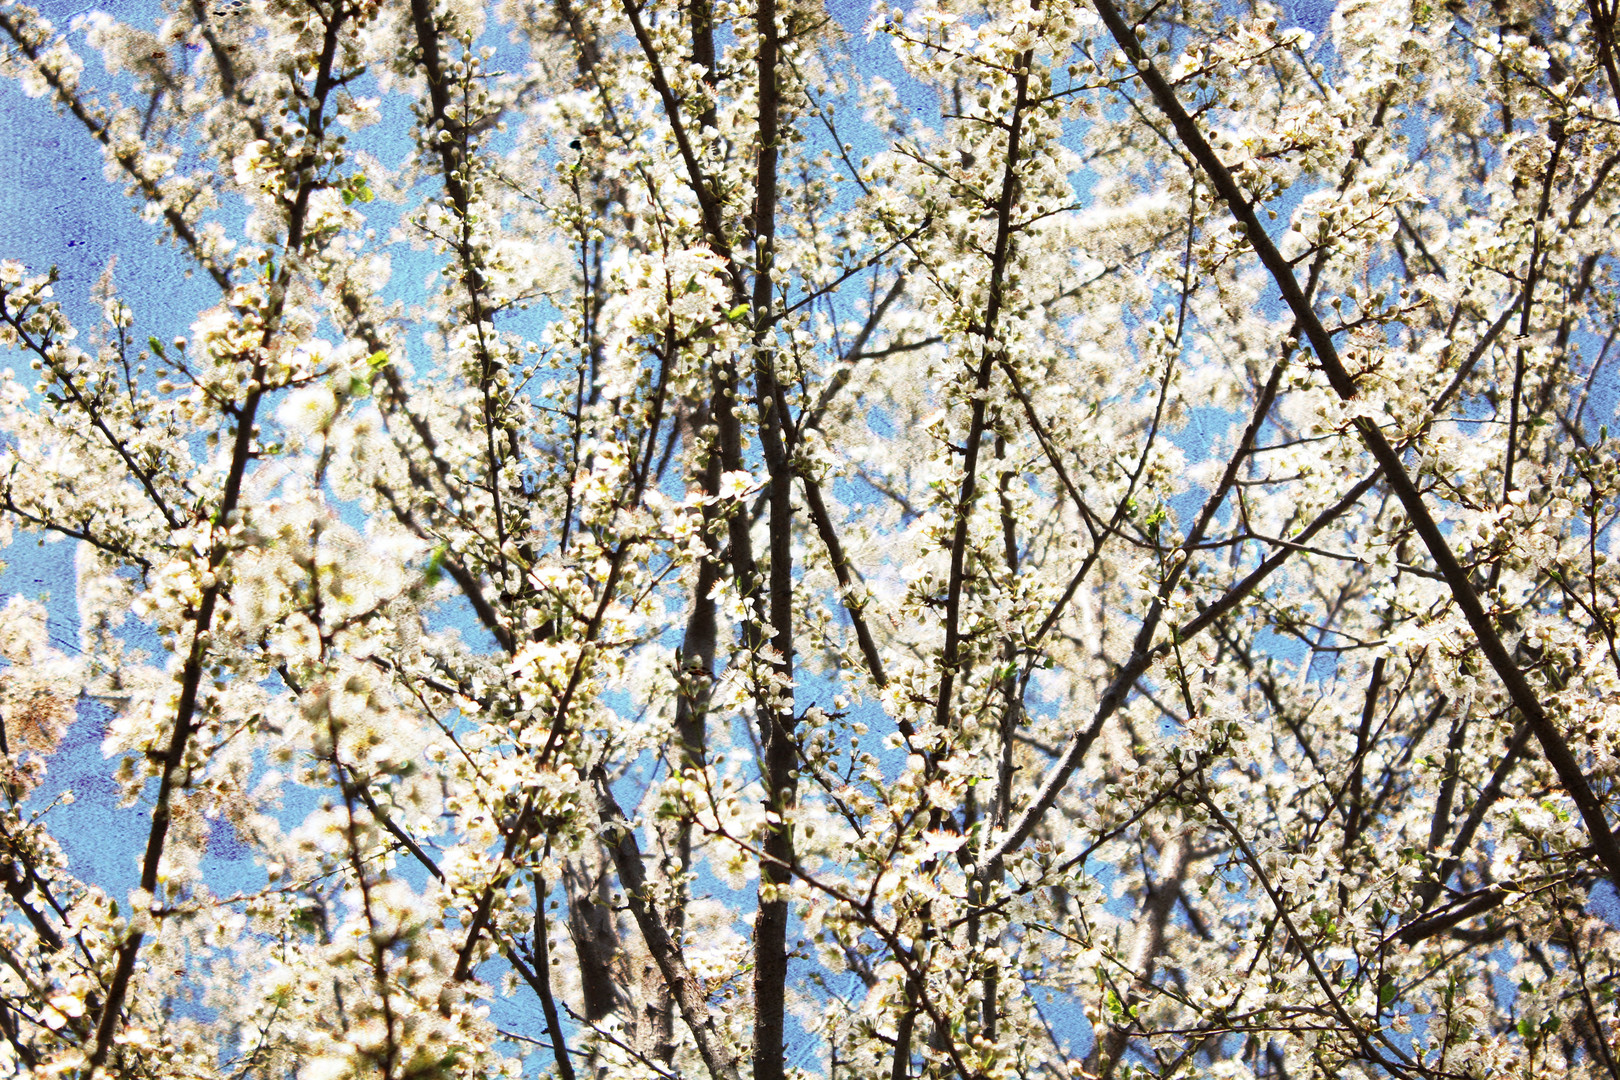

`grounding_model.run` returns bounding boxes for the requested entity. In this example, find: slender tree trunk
[563,852,625,1022]
[648,408,722,1064]
[749,0,798,1075]
[1098,835,1189,1079]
